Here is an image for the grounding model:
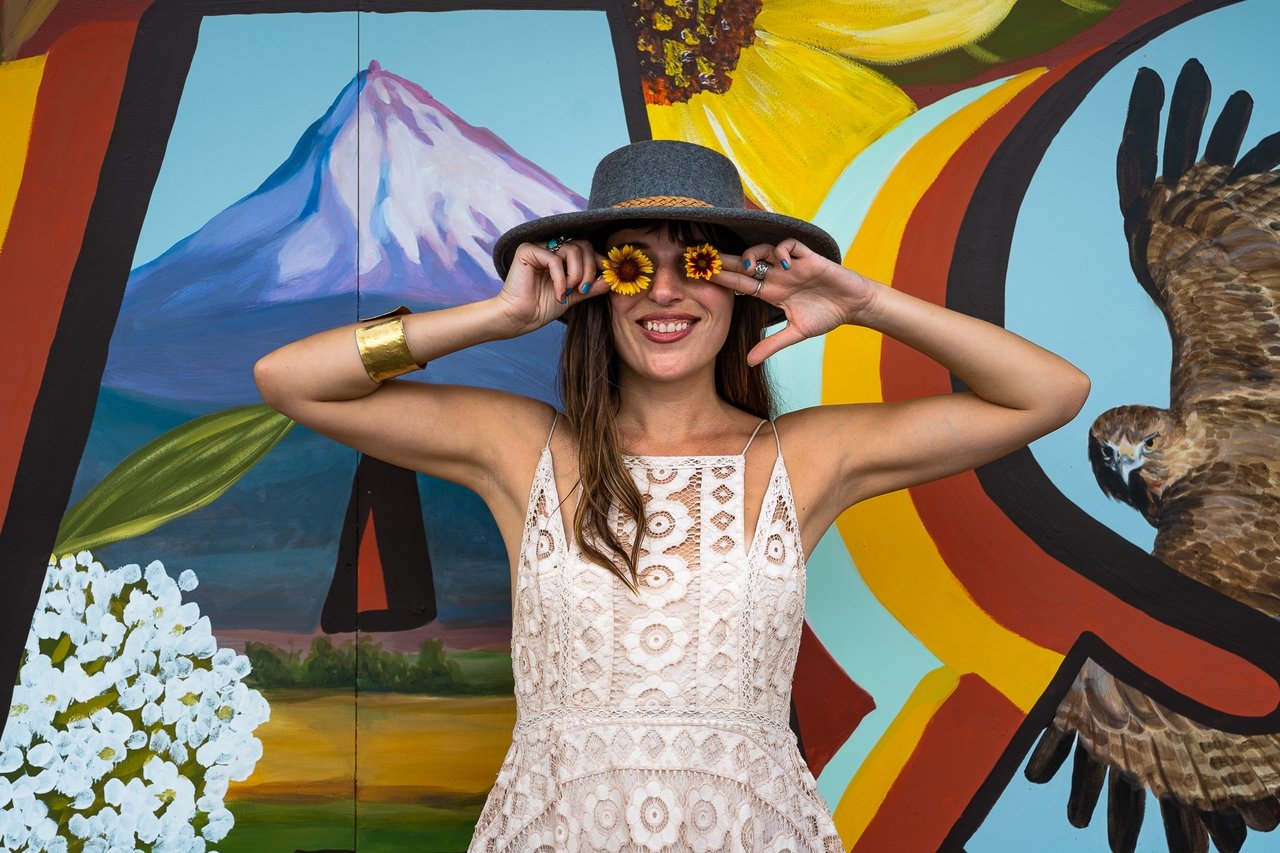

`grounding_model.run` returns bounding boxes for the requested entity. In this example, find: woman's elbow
[253,351,294,414]
[1051,364,1091,427]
